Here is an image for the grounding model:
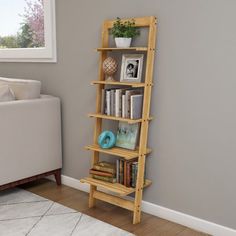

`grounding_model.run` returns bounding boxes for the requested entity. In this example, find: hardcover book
[116,122,140,150]
[89,169,114,177]
[131,162,138,187]
[101,89,105,114]
[92,175,116,183]
[110,89,115,116]
[119,159,124,184]
[93,161,116,174]
[130,94,143,119]
[116,159,120,183]
[106,90,111,115]
[115,89,122,117]
[122,94,126,118]
[125,161,133,187]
